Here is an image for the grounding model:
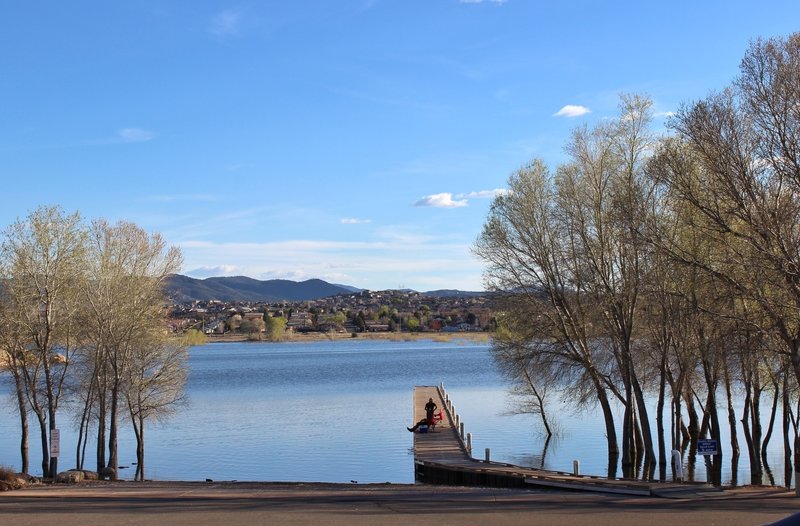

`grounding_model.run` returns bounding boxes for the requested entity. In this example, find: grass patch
[0,465,17,483]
